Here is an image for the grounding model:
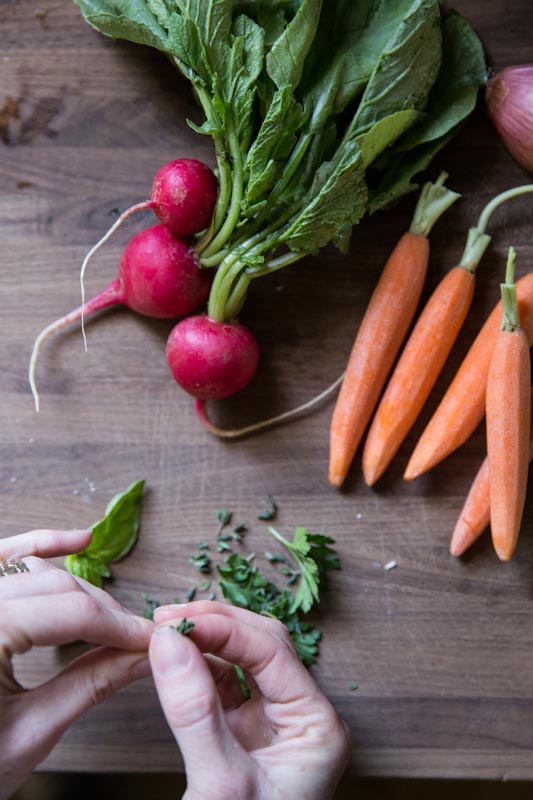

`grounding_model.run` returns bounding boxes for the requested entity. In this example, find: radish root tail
[195,373,345,439]
[29,311,85,413]
[80,200,151,350]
